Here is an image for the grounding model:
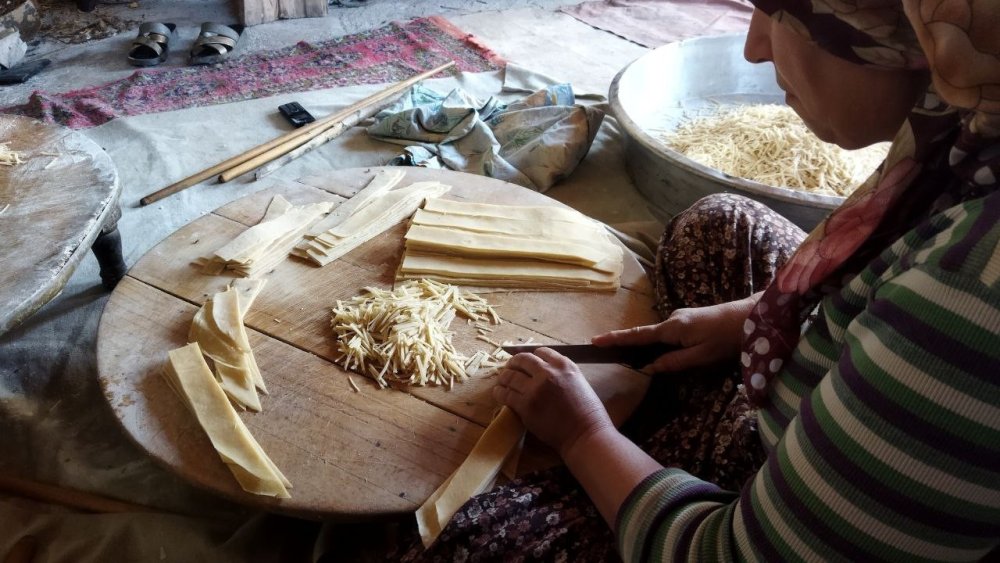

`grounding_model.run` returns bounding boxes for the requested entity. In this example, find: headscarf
[740,0,1000,406]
